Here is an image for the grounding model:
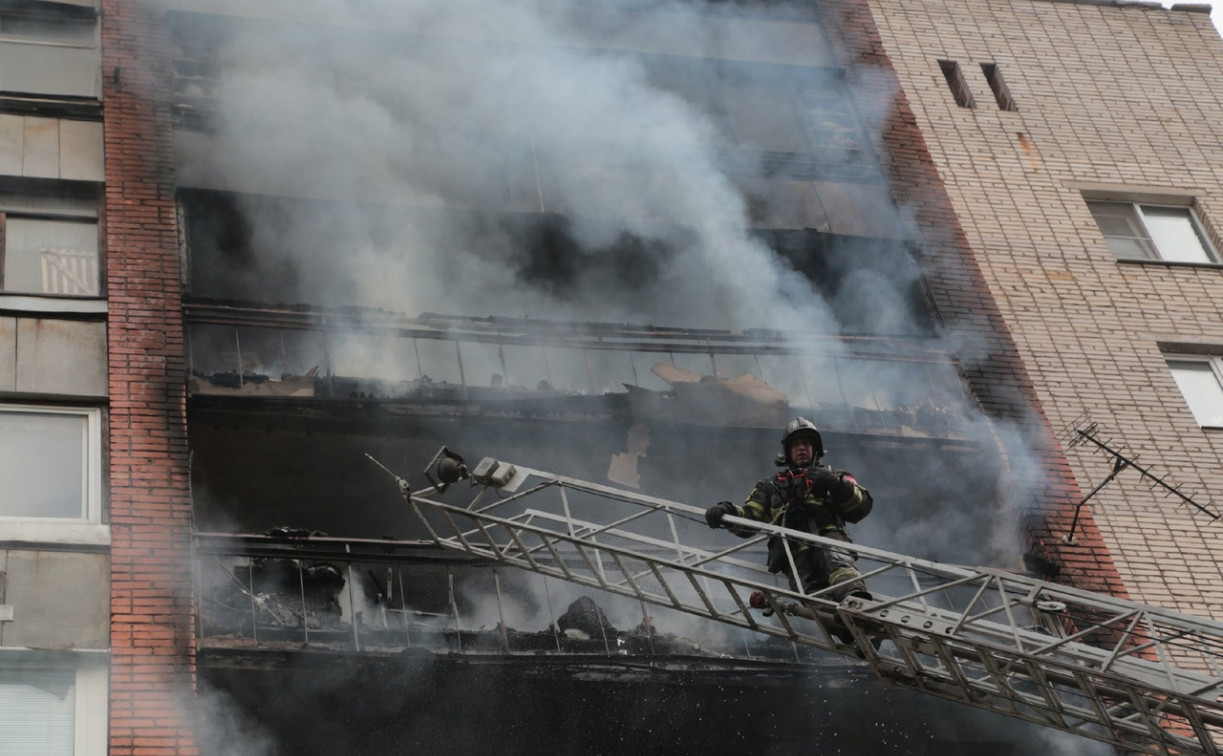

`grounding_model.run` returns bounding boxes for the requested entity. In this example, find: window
[939,60,974,108]
[0,13,95,46]
[1167,356,1223,427]
[0,667,75,754]
[0,317,107,396]
[0,190,100,298]
[0,215,99,296]
[1086,200,1219,263]
[0,405,104,543]
[0,4,99,99]
[980,63,1017,111]
[638,57,880,181]
[0,658,107,756]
